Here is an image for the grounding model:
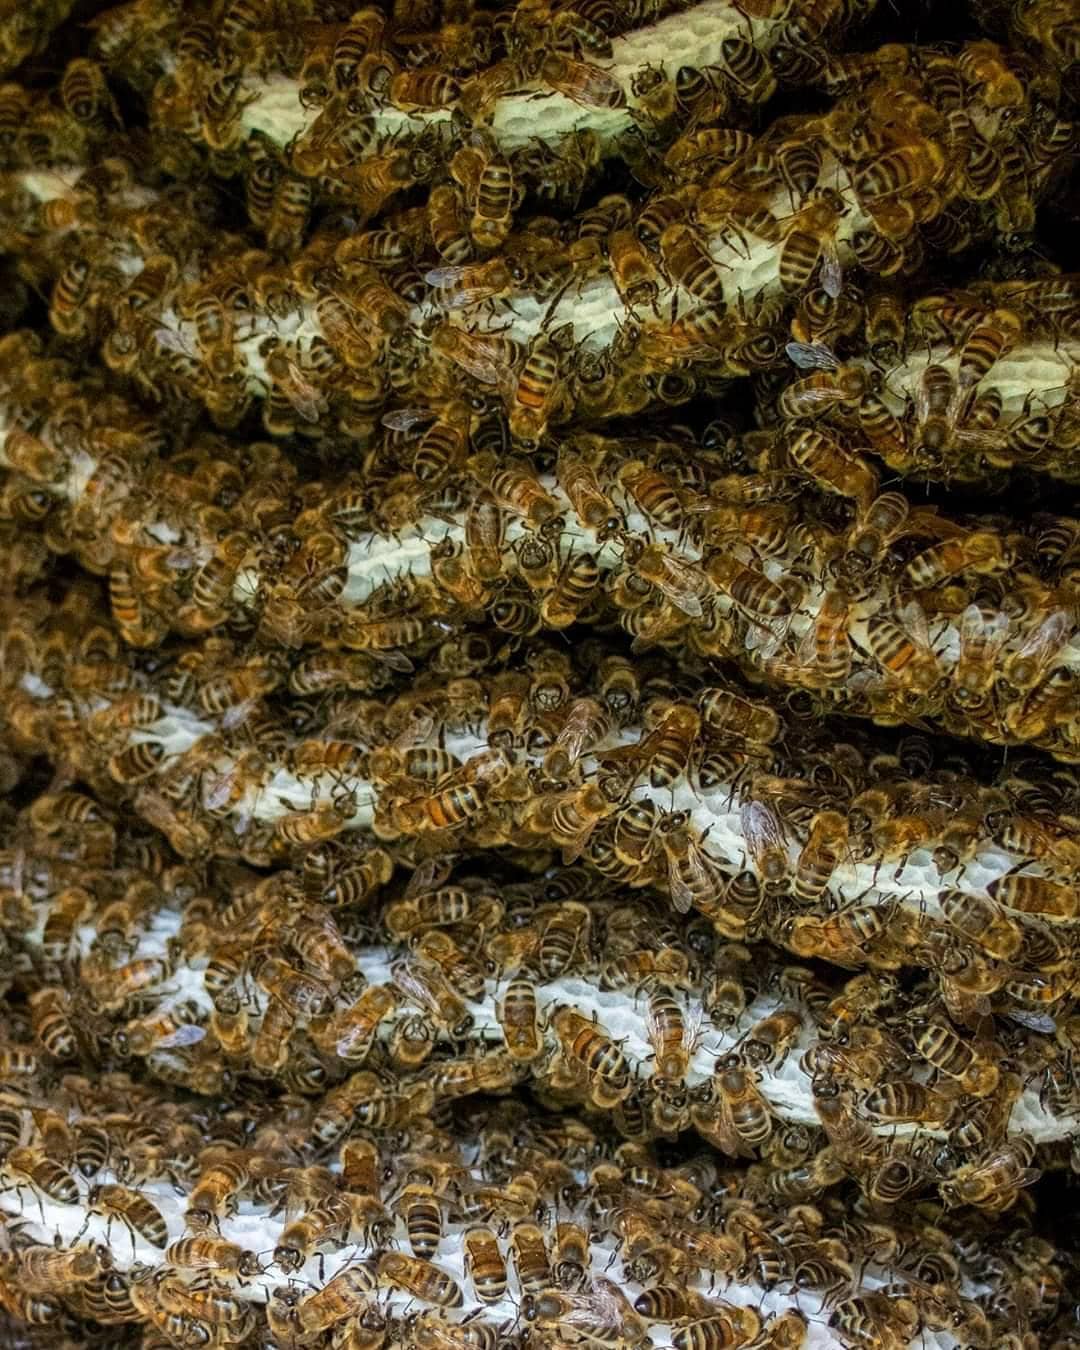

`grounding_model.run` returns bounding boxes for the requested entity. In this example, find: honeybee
[555,446,621,537]
[539,549,601,630]
[860,1079,954,1128]
[87,951,176,1013]
[6,1243,109,1293]
[779,190,846,297]
[275,799,357,848]
[524,1279,648,1345]
[4,429,67,486]
[541,695,609,780]
[779,344,877,418]
[288,1264,380,1339]
[621,537,710,620]
[940,888,1022,961]
[903,532,1007,590]
[550,1004,633,1107]
[738,1009,803,1071]
[190,532,249,619]
[829,1293,919,1350]
[28,988,78,1061]
[316,983,400,1063]
[645,985,700,1102]
[913,1020,999,1096]
[460,131,516,251]
[615,459,684,531]
[787,427,878,506]
[49,256,94,338]
[1002,609,1070,693]
[259,336,329,428]
[510,1222,553,1296]
[463,1225,508,1304]
[950,603,1010,712]
[42,885,95,963]
[860,600,943,703]
[540,52,626,108]
[698,687,780,748]
[119,1002,205,1057]
[377,1251,462,1307]
[611,798,662,869]
[151,1276,252,1339]
[606,226,662,312]
[660,222,729,306]
[740,800,789,890]
[426,256,524,311]
[256,954,334,1019]
[784,904,889,965]
[988,872,1077,921]
[82,1183,168,1253]
[391,956,474,1038]
[468,450,561,527]
[416,928,487,999]
[427,184,474,265]
[506,323,575,450]
[793,810,848,902]
[939,1137,1040,1212]
[658,815,730,920]
[494,977,545,1069]
[199,67,258,152]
